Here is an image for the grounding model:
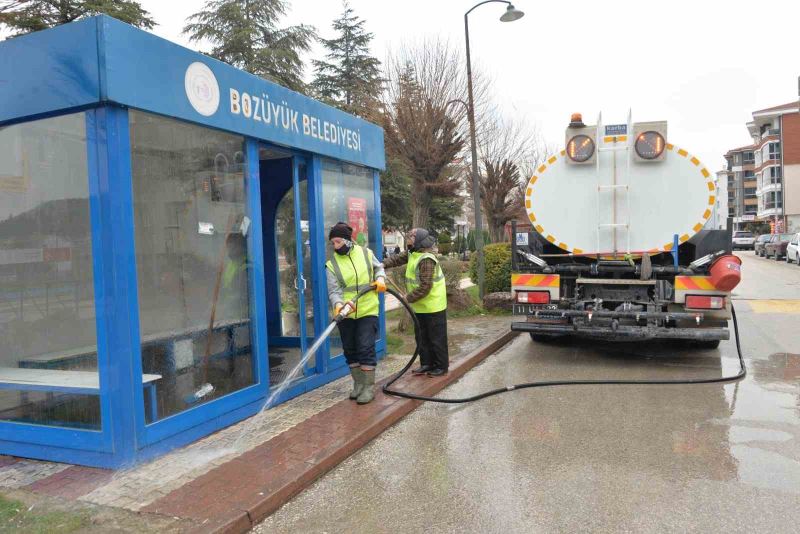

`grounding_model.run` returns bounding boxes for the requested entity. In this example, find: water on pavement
[255,251,800,533]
